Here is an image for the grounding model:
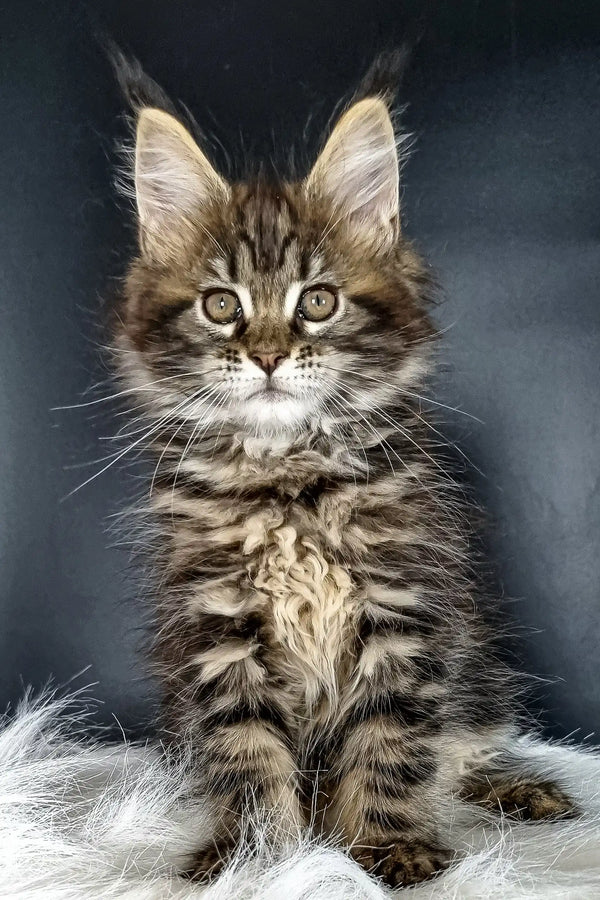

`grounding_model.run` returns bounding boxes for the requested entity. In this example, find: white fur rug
[1,692,600,899]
